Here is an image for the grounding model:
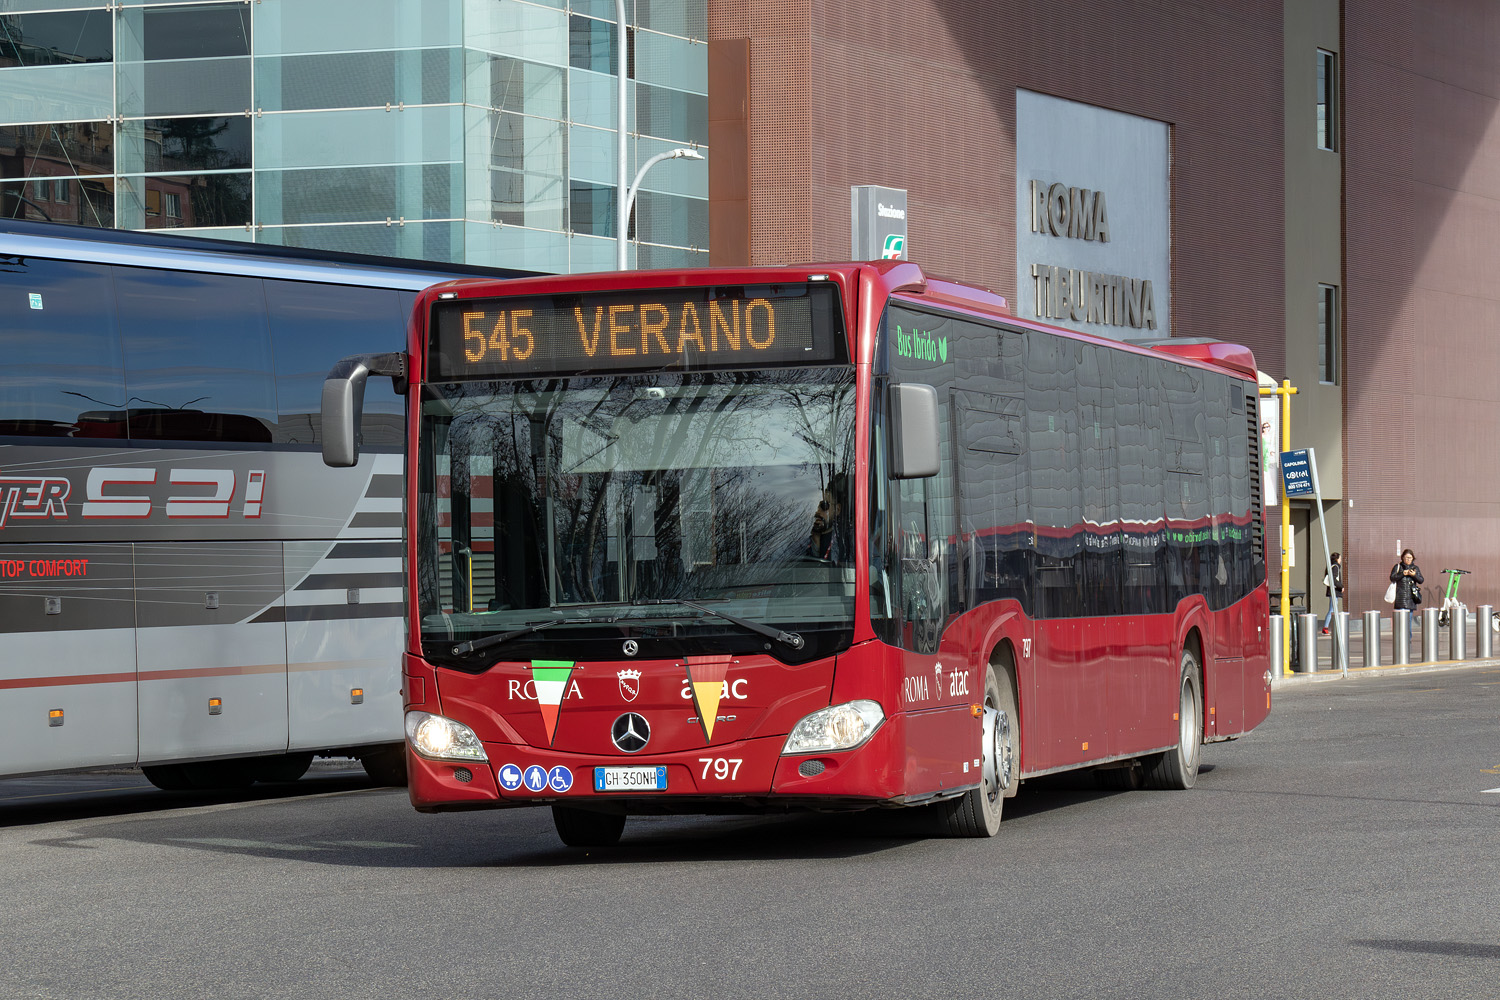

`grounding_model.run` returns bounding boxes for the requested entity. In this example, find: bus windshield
[417,367,857,659]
